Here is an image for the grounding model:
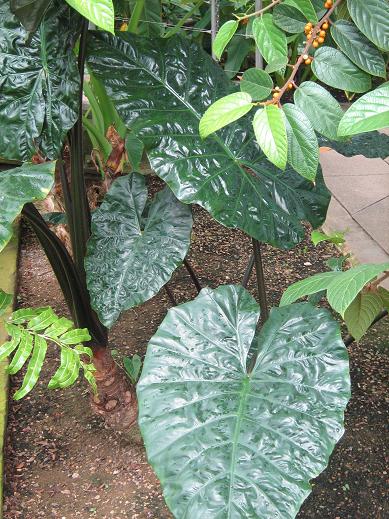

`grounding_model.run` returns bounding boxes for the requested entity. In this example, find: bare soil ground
[3,194,389,518]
